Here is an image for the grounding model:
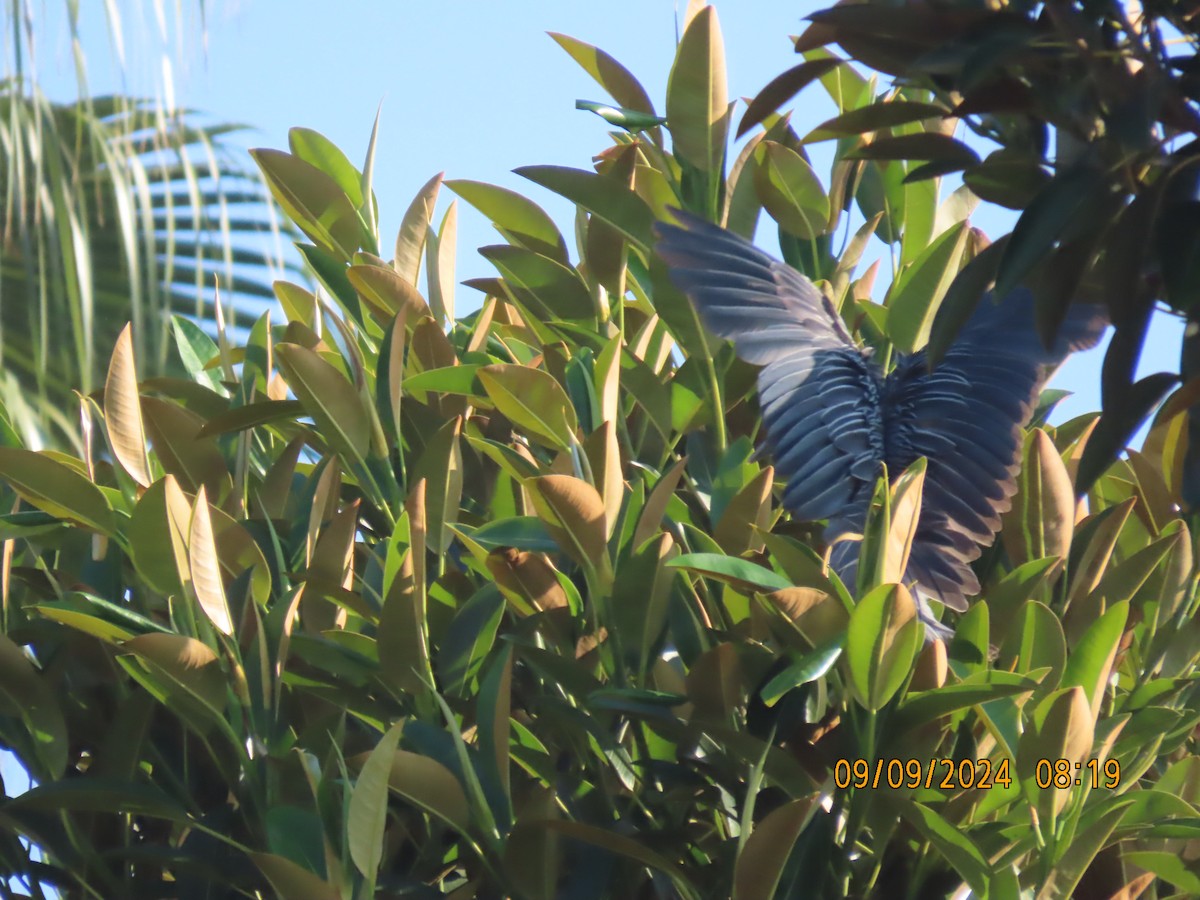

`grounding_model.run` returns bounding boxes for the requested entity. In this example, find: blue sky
[33,0,1184,424]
